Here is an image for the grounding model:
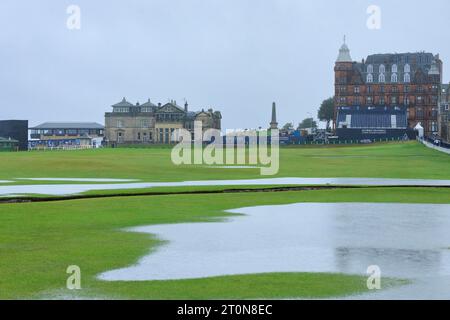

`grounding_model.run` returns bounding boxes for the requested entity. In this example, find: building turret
[334,37,354,130]
[336,36,352,63]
